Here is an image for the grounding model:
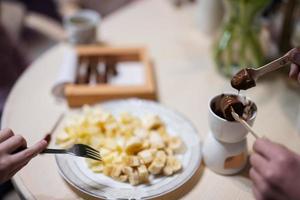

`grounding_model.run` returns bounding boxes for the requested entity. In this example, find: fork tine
[84,150,101,160]
[86,149,101,157]
[72,144,102,161]
[82,145,101,156]
[83,145,99,153]
[85,154,101,161]
[86,152,101,159]
[85,153,102,161]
